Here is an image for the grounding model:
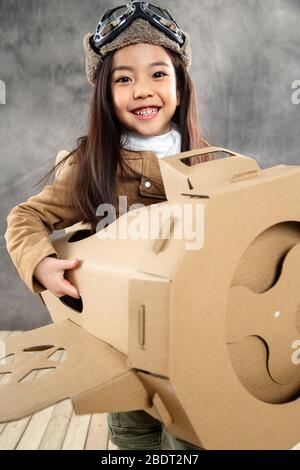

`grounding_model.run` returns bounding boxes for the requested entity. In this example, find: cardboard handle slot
[158,146,261,200]
[231,169,259,183]
[175,147,237,168]
[138,305,146,349]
